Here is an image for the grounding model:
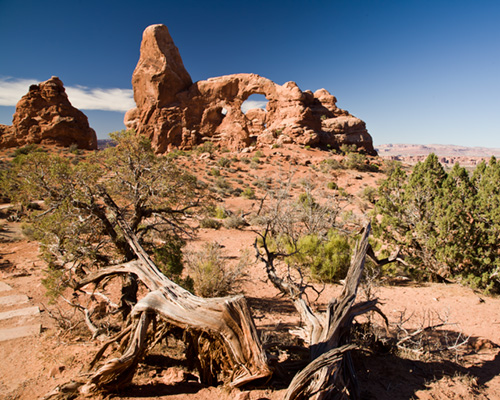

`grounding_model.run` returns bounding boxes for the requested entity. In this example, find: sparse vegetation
[2,138,497,400]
